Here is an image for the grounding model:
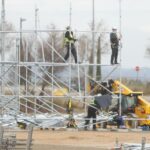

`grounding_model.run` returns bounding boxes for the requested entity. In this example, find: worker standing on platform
[84,100,99,130]
[64,26,77,63]
[110,28,120,65]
